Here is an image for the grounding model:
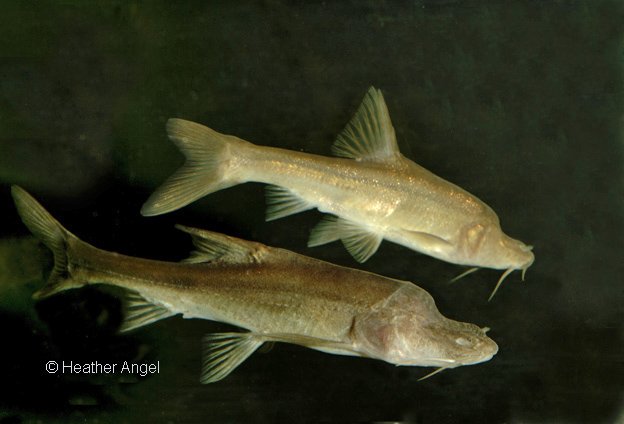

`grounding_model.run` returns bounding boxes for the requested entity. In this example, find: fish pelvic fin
[11,186,85,299]
[141,118,250,217]
[332,87,401,163]
[308,215,382,263]
[201,332,264,383]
